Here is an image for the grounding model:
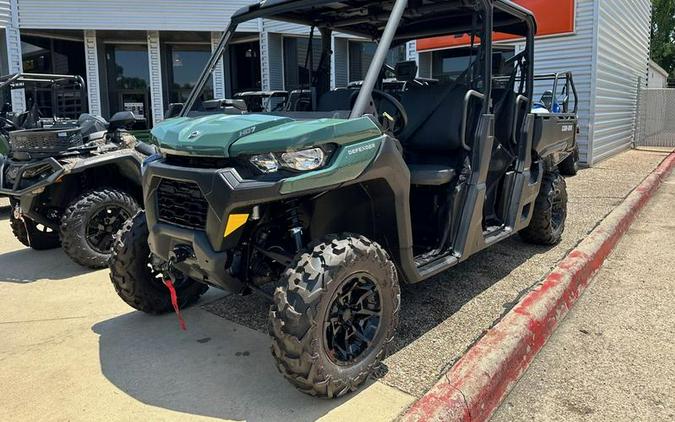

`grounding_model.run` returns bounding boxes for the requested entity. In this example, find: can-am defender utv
[110,0,578,397]
[0,73,155,267]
